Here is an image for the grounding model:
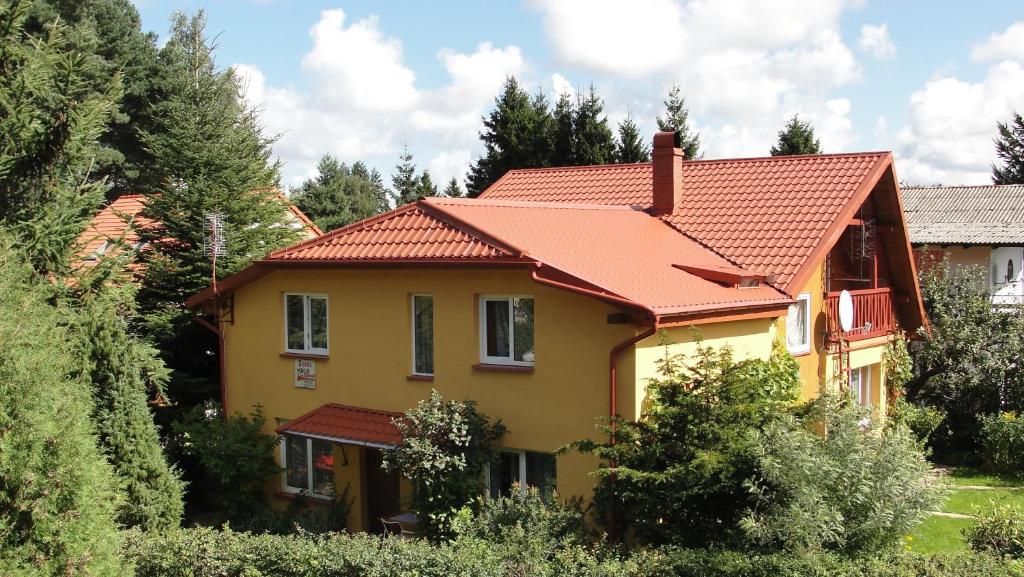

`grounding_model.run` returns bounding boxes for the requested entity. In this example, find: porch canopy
[275,403,404,449]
